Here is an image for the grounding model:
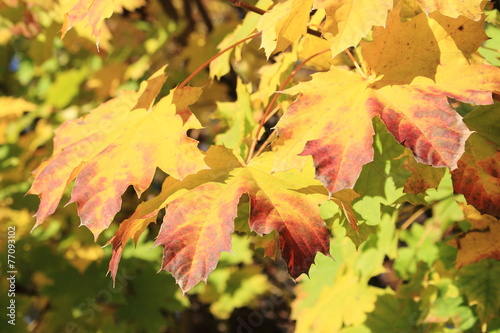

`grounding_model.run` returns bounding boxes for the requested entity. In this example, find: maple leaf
[449,204,500,268]
[257,0,313,58]
[61,0,113,48]
[416,0,484,21]
[401,149,446,195]
[272,6,499,195]
[28,68,208,238]
[0,97,36,145]
[451,103,500,217]
[313,0,393,57]
[456,259,500,324]
[452,134,500,217]
[108,146,332,292]
[61,0,145,47]
[214,78,256,158]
